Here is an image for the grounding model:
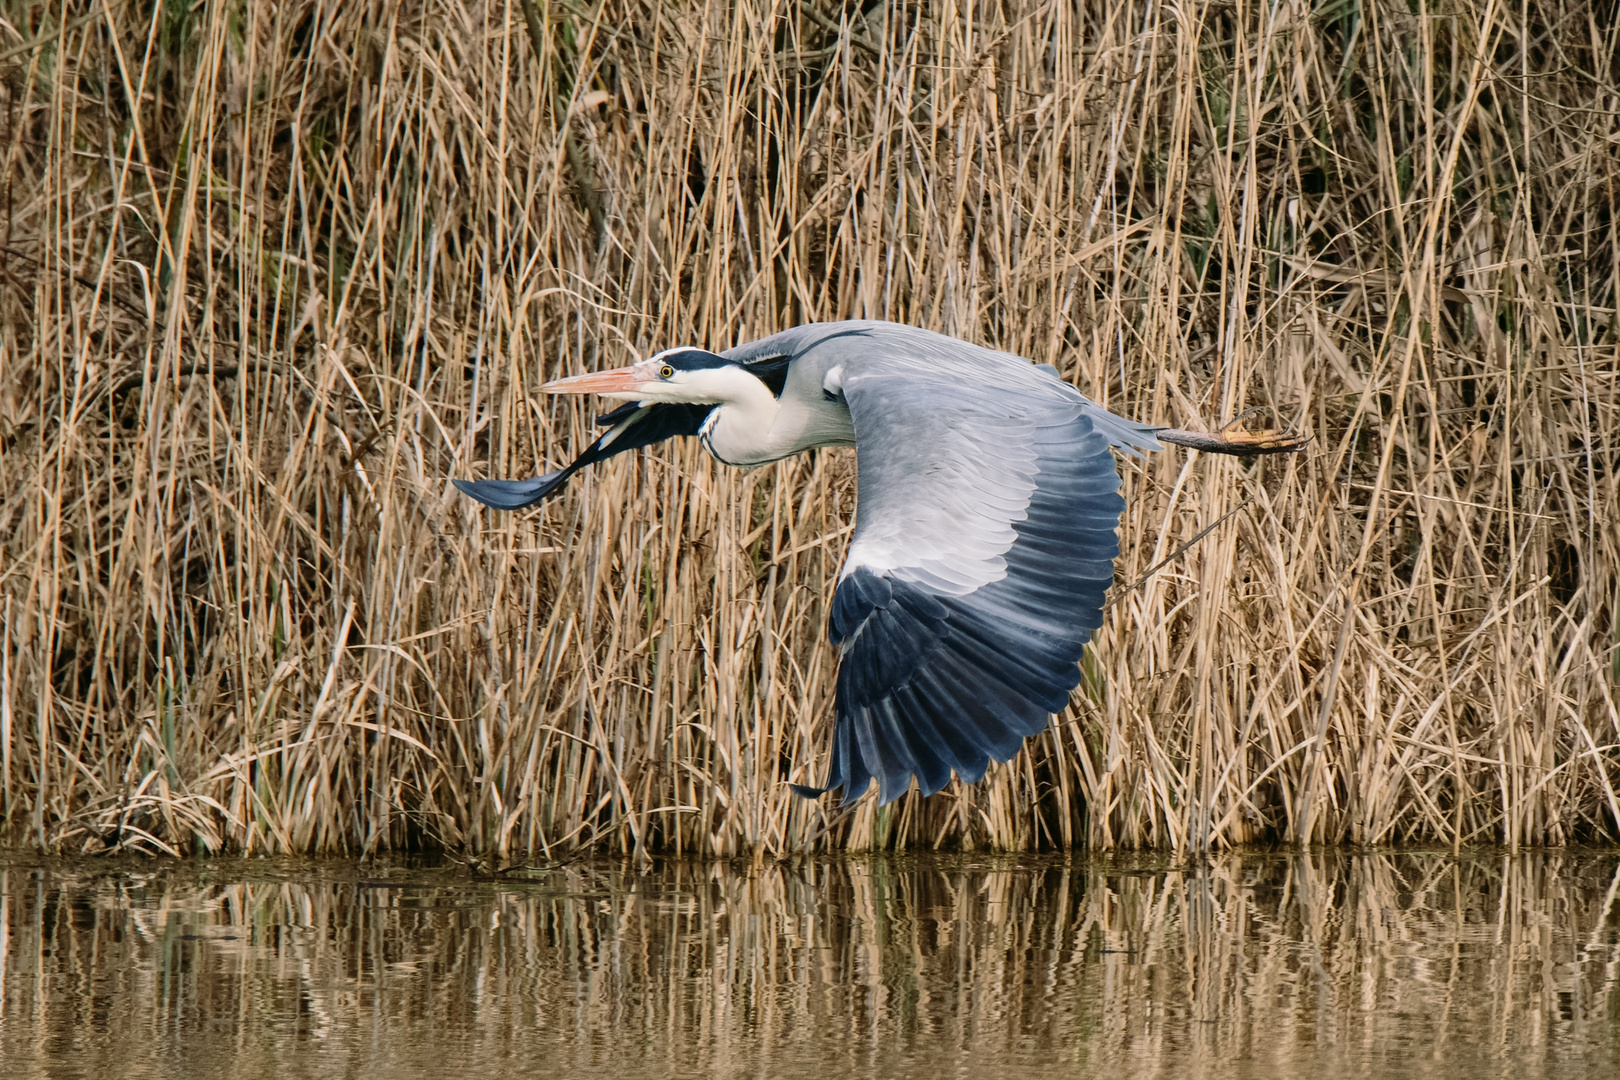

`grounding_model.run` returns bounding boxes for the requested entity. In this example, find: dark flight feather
[454,402,713,510]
